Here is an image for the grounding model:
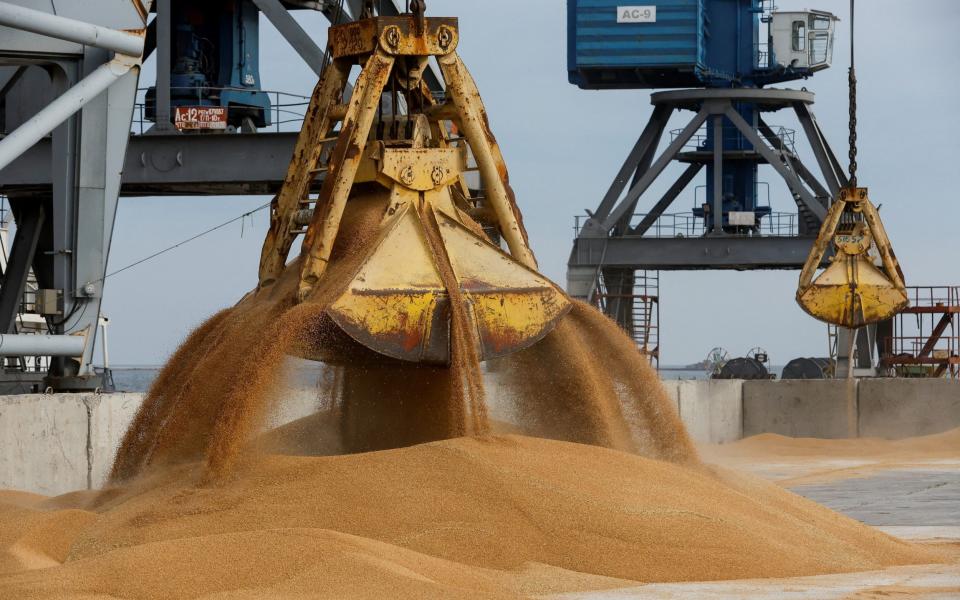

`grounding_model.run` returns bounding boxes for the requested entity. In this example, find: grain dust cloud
[112,193,695,481]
